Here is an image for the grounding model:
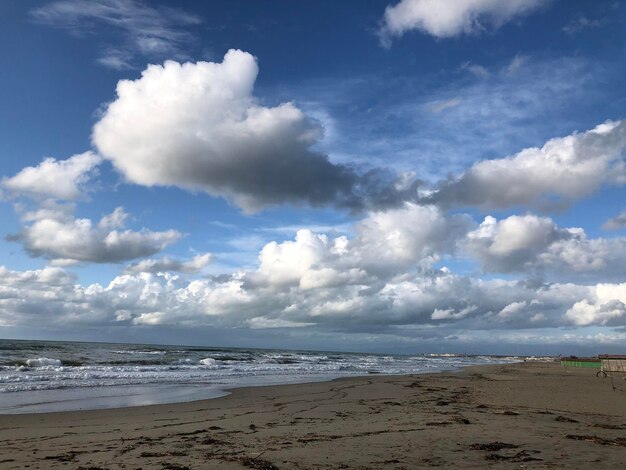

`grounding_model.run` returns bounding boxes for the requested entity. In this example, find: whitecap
[25,358,62,367]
